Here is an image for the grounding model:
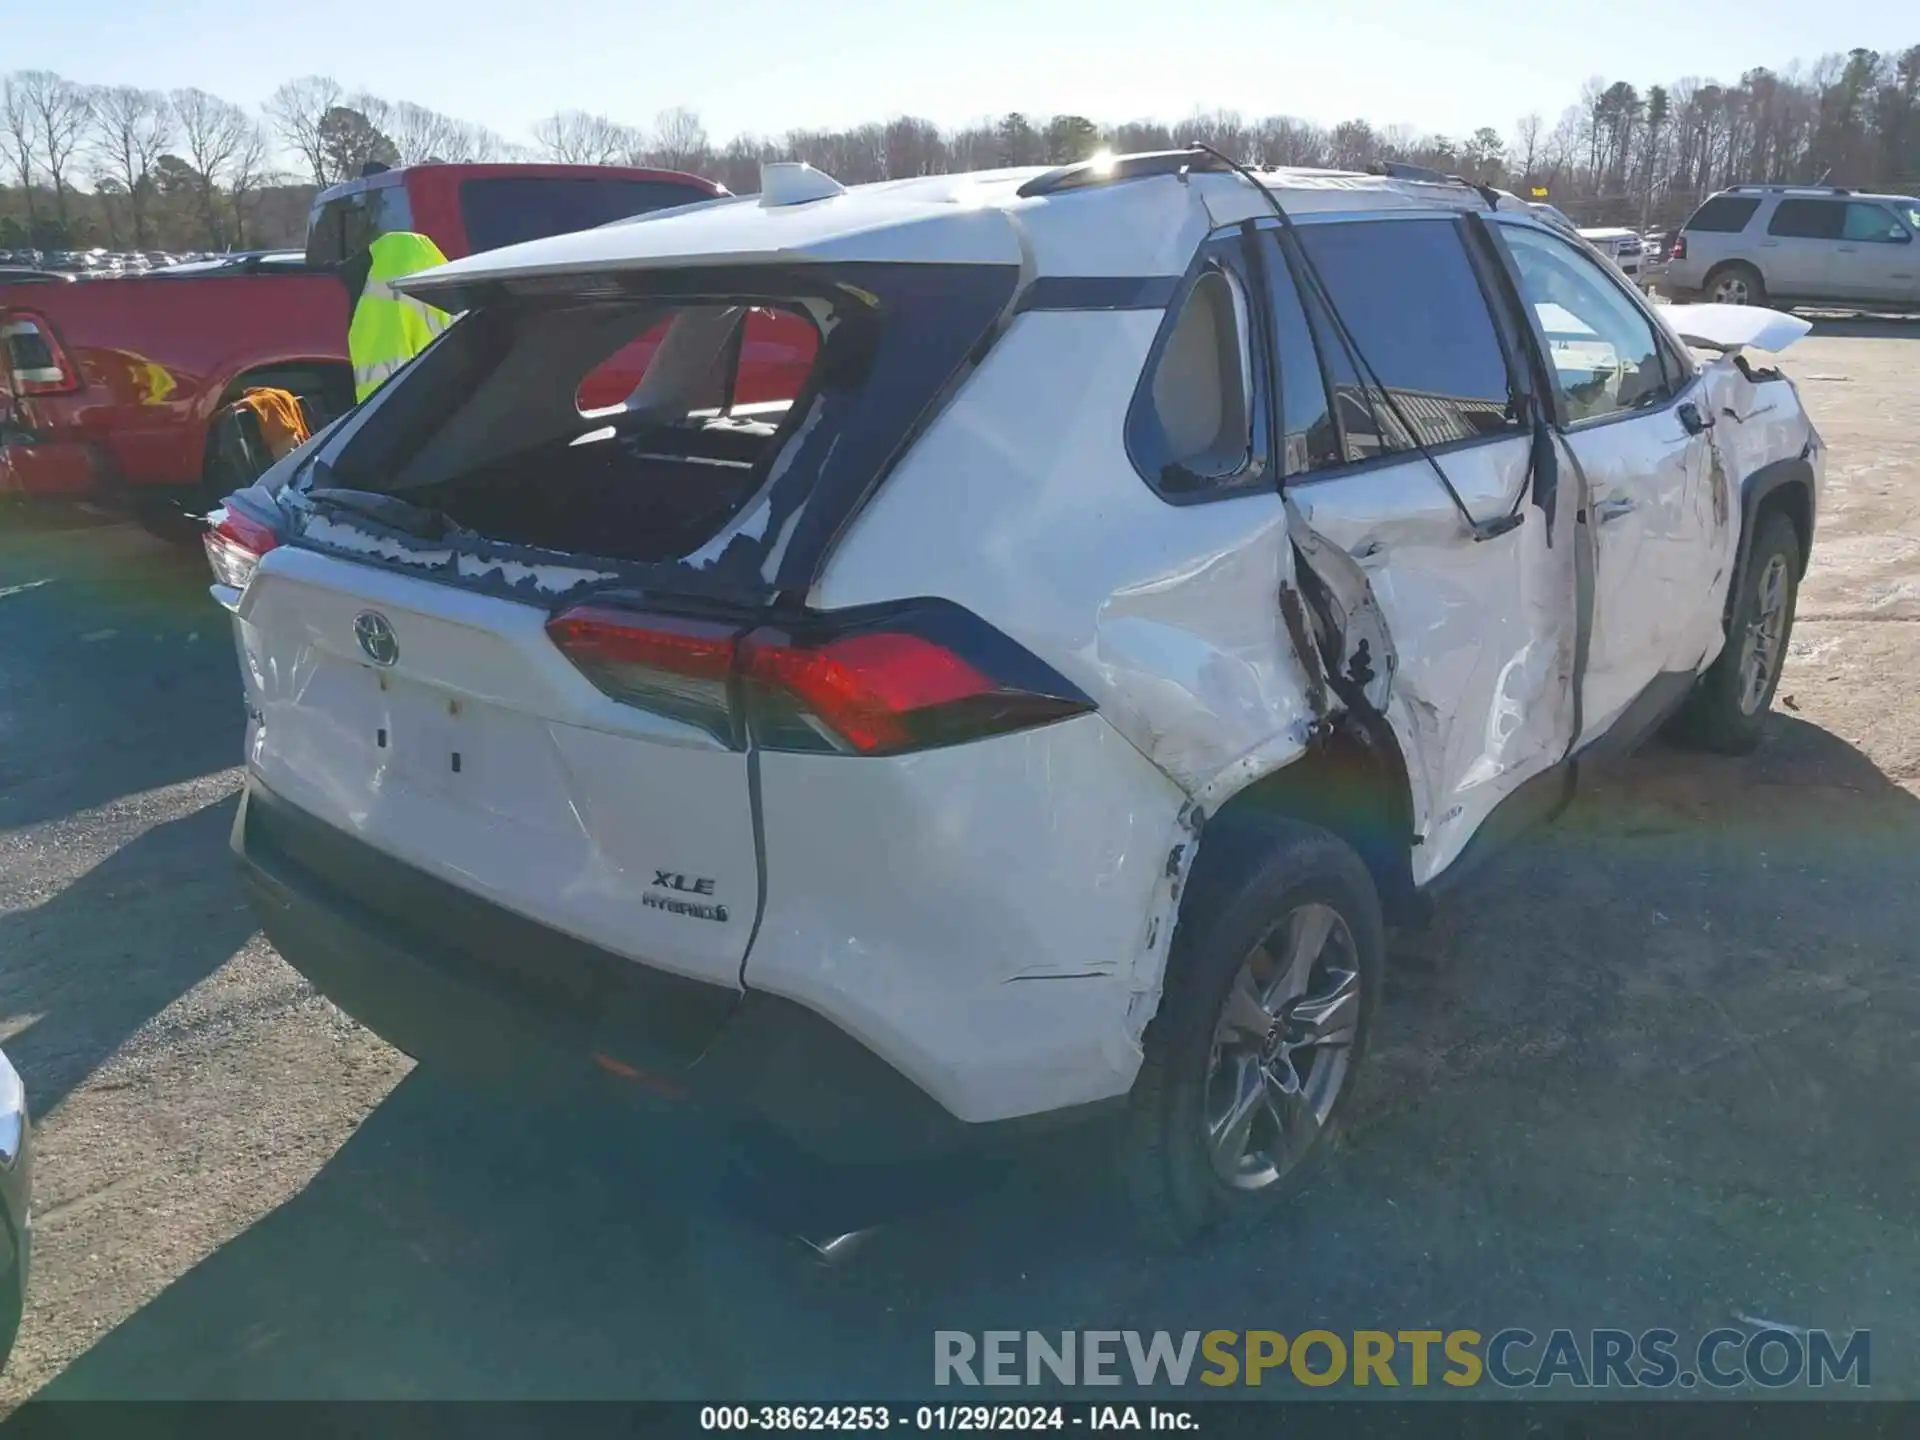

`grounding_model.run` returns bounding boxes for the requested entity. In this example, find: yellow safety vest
[348,232,455,402]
